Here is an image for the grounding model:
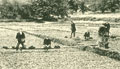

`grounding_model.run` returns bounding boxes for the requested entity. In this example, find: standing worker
[98,24,106,48]
[104,22,110,36]
[70,21,76,38]
[98,23,110,49]
[16,28,25,51]
[104,23,110,48]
